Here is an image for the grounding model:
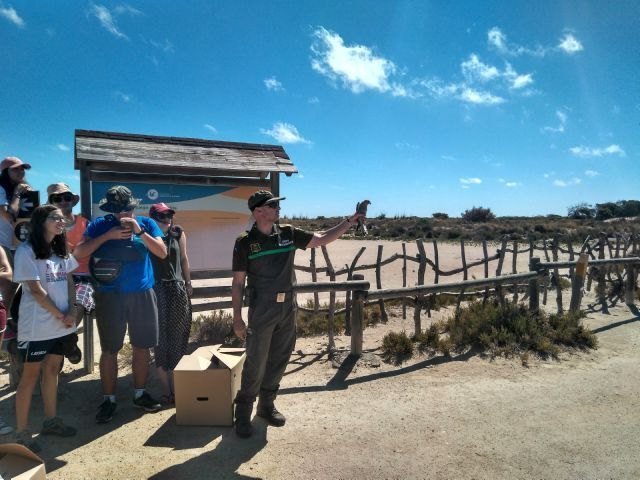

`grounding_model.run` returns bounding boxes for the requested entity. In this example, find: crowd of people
[1,155,365,452]
[0,160,195,452]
